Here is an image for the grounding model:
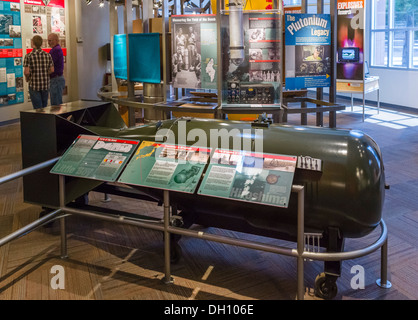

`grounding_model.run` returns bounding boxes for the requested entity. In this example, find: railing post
[376,238,392,289]
[59,175,68,259]
[163,190,173,284]
[295,185,305,300]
